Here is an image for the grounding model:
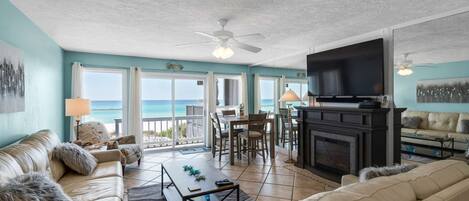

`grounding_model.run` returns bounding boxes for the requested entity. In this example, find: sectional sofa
[0,130,124,201]
[303,160,469,201]
[401,110,469,151]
